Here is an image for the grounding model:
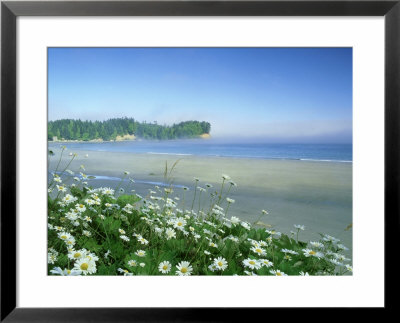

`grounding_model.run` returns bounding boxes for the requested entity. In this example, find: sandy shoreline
[48,146,353,252]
